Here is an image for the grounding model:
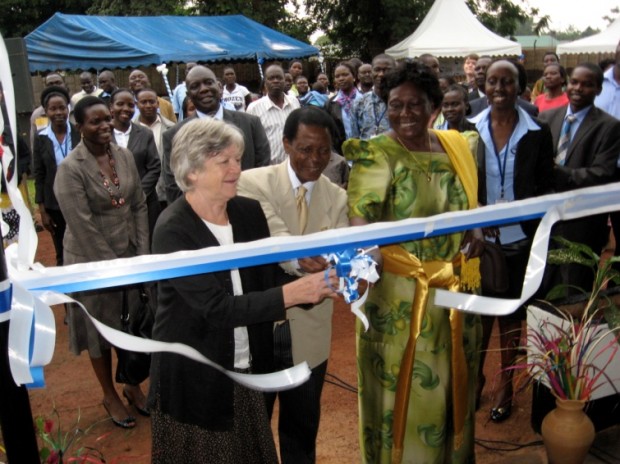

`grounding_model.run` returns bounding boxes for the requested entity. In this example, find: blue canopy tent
[25,13,319,72]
